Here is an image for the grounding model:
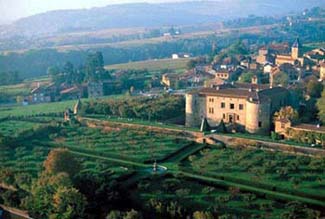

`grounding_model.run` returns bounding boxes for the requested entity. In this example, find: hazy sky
[0,0,179,23]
